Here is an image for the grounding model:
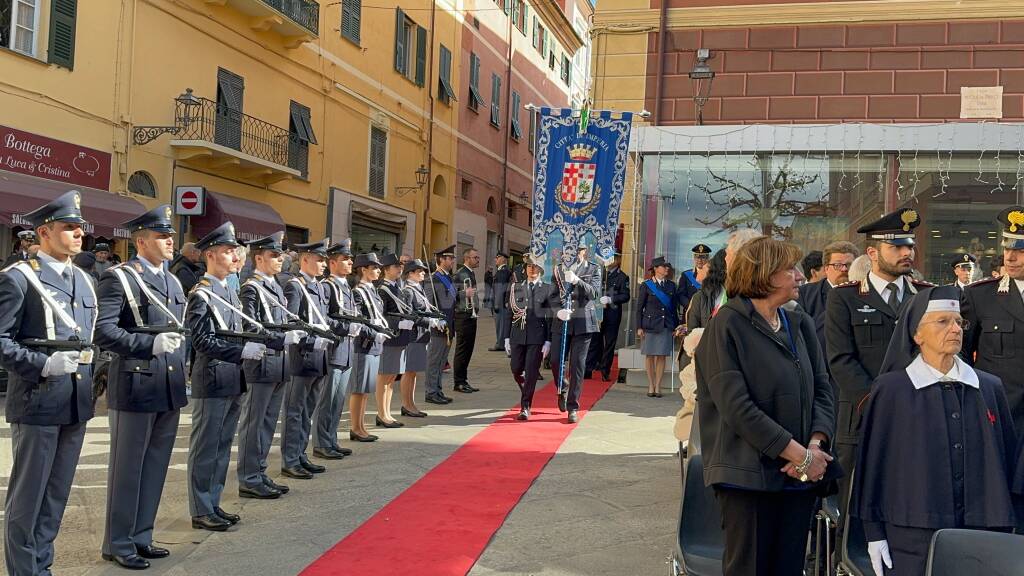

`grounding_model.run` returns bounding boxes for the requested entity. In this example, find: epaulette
[132,261,144,273]
[910,279,934,287]
[189,278,212,295]
[28,258,40,271]
[967,276,999,287]
[834,280,860,289]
